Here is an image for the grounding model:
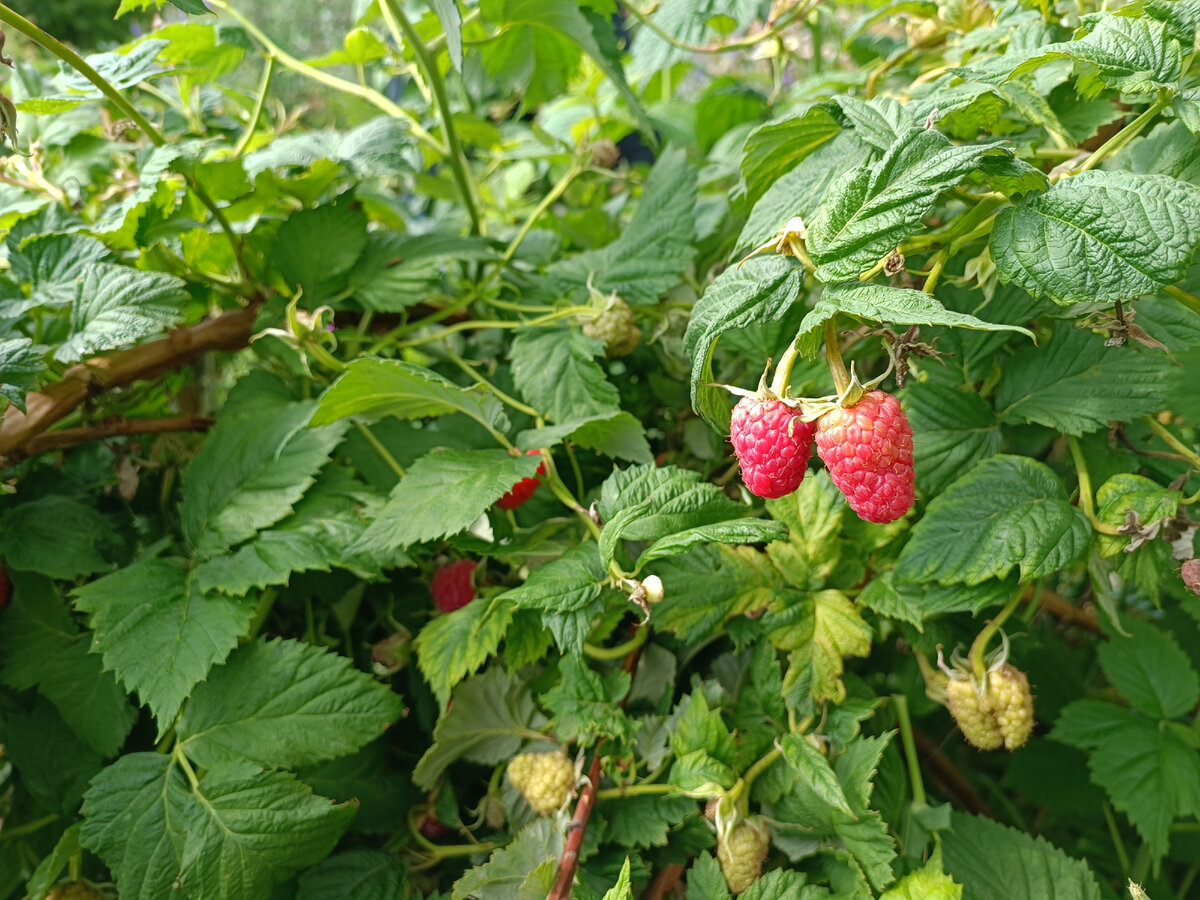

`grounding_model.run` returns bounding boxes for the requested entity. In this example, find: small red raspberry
[814,390,914,523]
[430,560,477,613]
[1183,559,1200,597]
[496,450,546,510]
[729,396,816,499]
